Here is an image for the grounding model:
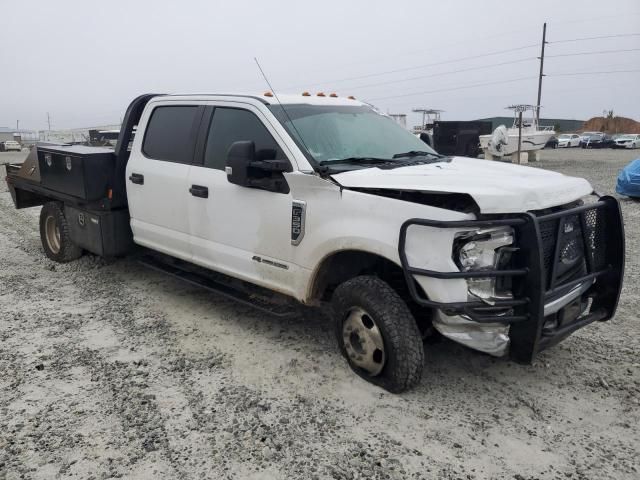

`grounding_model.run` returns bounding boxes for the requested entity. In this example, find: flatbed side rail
[5,166,98,209]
